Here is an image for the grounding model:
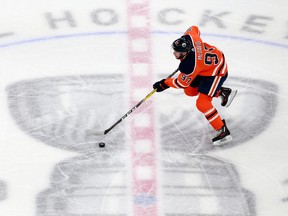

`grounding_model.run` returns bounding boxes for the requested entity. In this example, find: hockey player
[153,26,237,145]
